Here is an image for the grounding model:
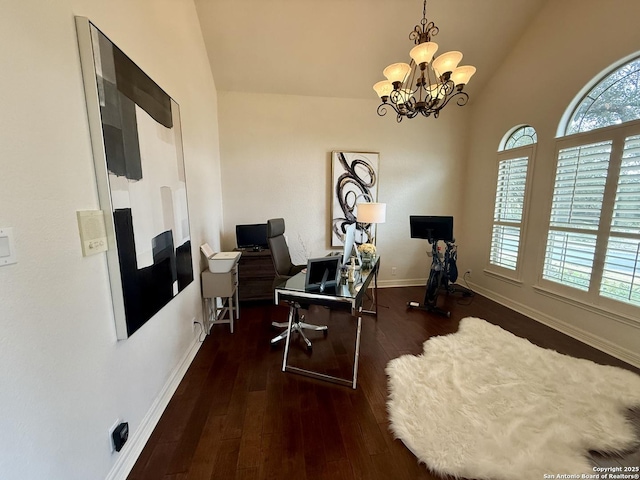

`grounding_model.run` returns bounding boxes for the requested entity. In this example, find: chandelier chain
[410,0,439,44]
